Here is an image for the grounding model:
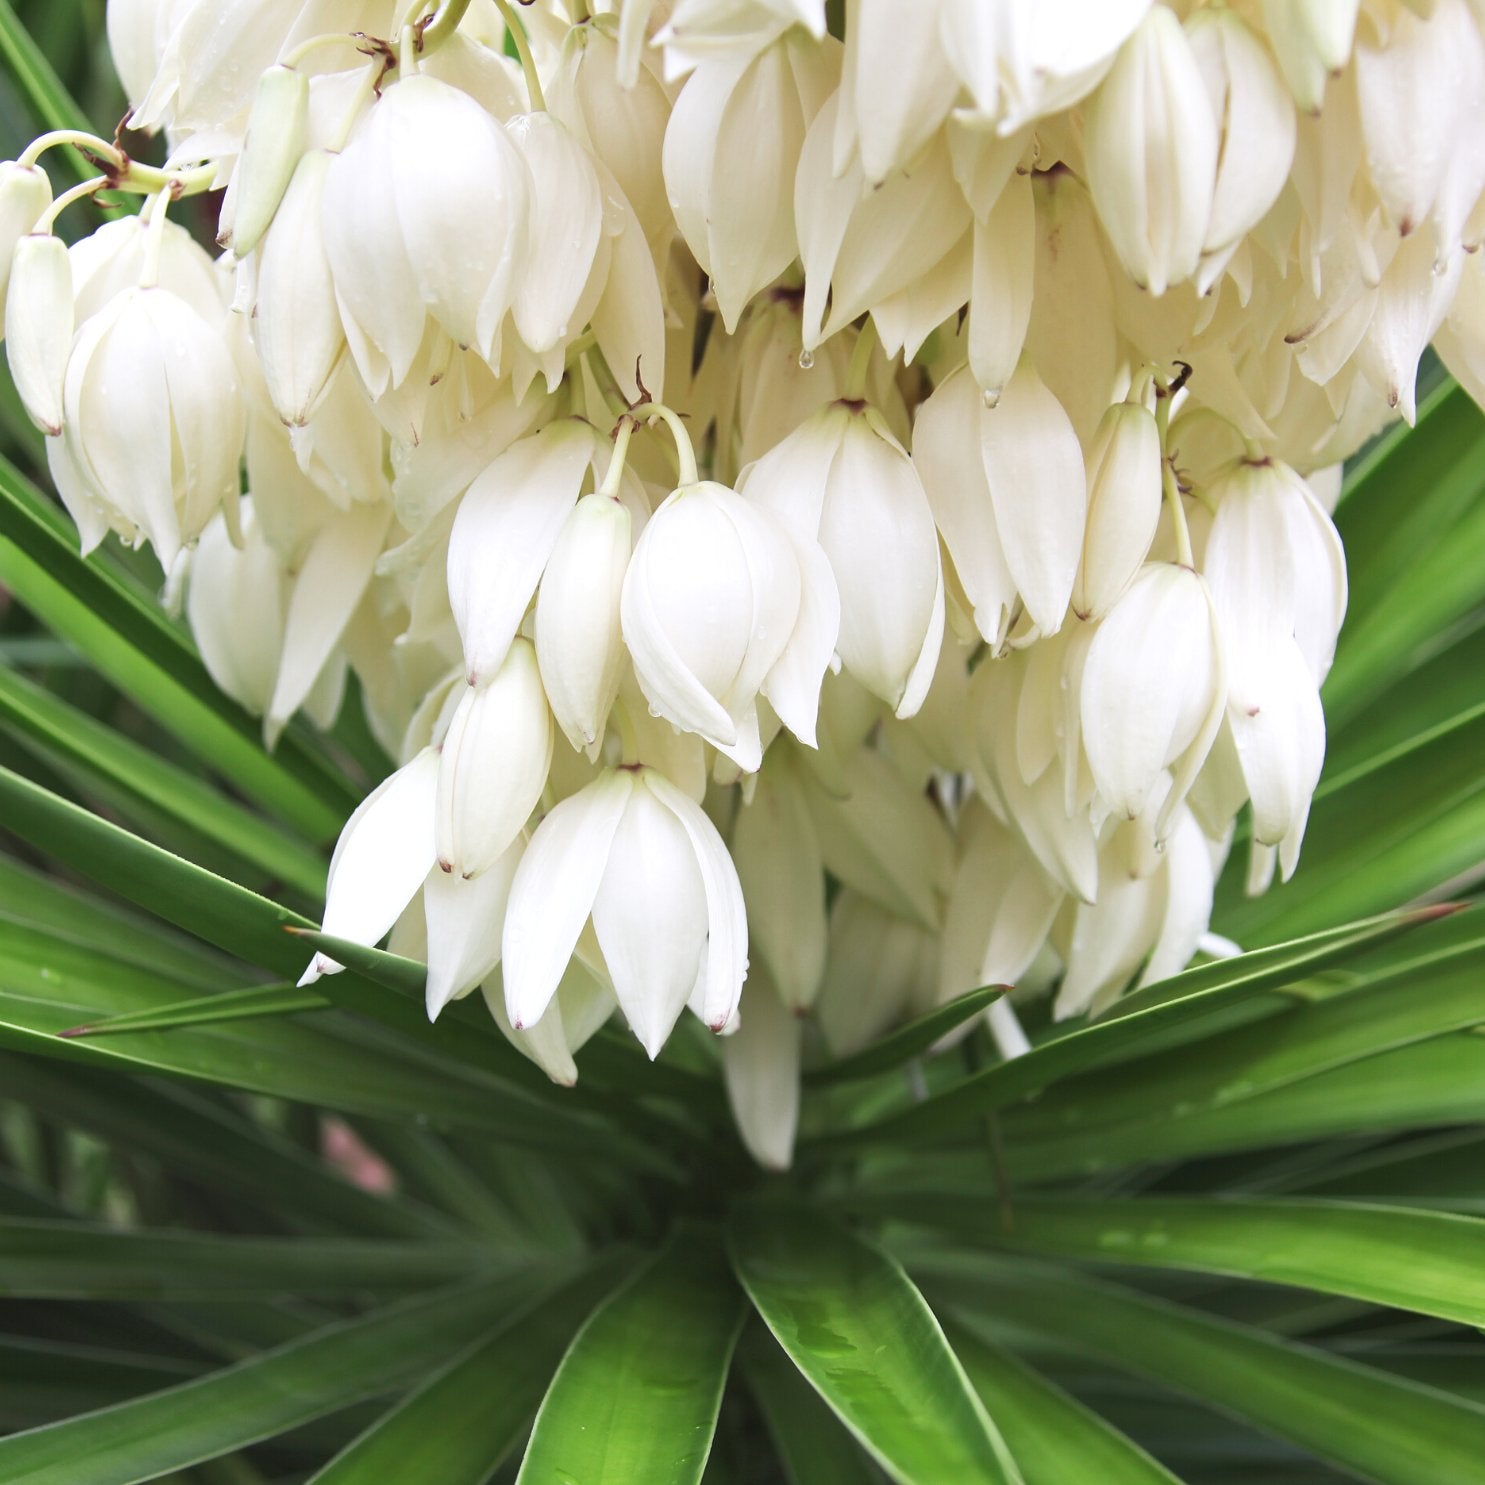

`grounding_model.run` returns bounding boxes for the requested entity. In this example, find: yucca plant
[1,2,1484,1483]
